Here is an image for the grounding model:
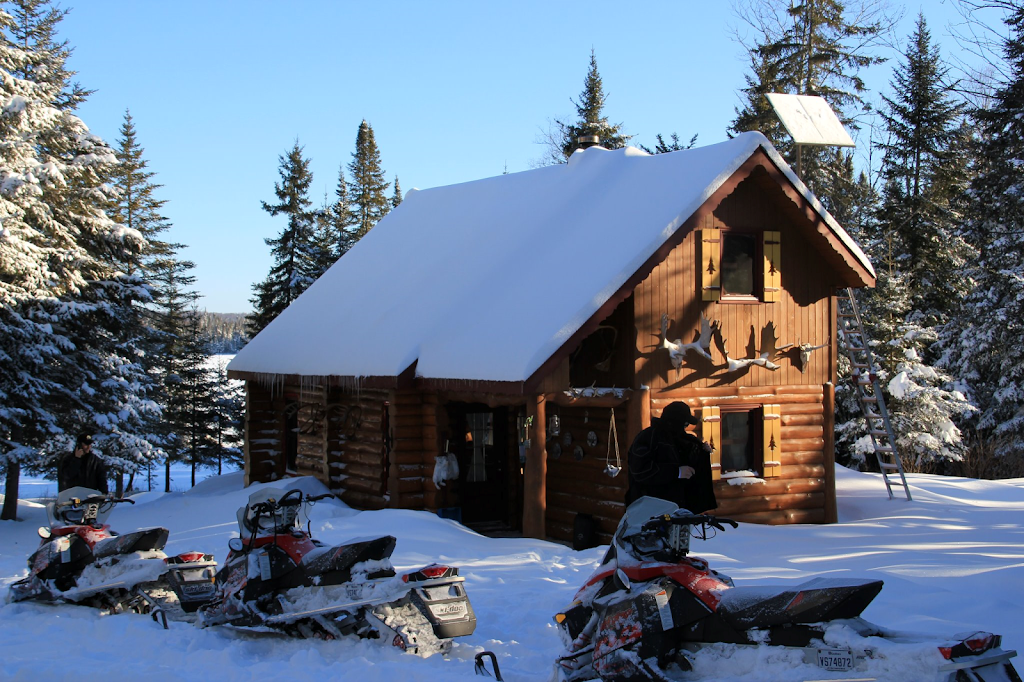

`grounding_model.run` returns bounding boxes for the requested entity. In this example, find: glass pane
[466,413,493,482]
[721,411,753,472]
[722,233,755,296]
